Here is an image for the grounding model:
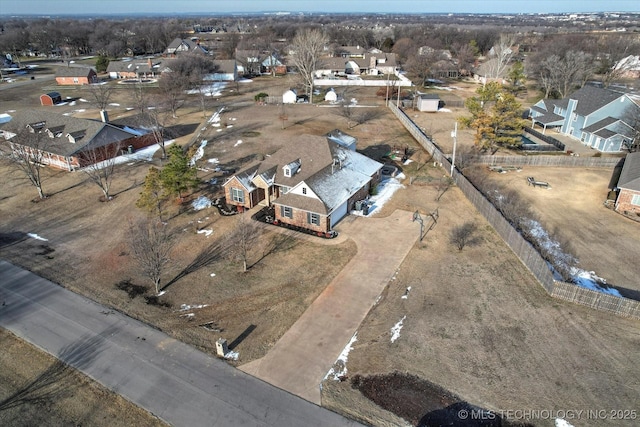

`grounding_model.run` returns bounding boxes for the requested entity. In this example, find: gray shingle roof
[569,86,625,116]
[582,116,620,132]
[1,110,140,157]
[55,66,95,77]
[618,152,640,191]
